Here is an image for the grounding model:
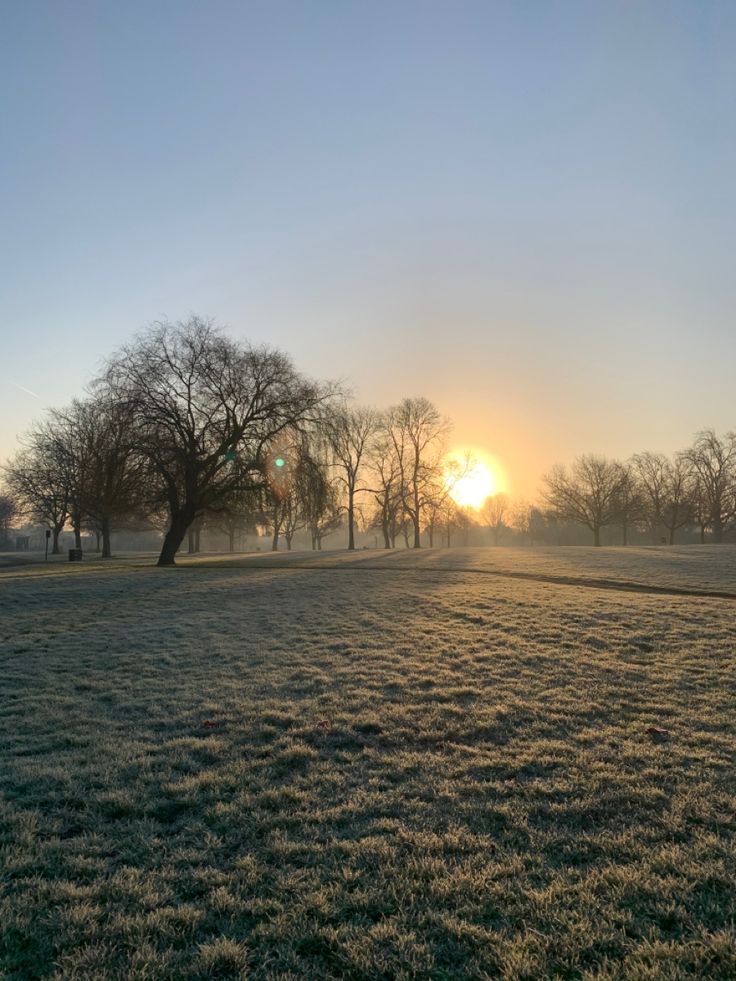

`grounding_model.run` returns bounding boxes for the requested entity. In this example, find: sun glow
[444,448,506,510]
